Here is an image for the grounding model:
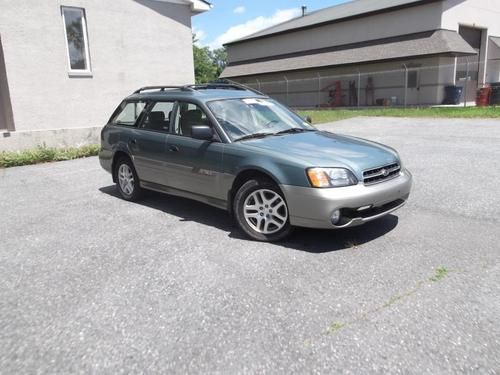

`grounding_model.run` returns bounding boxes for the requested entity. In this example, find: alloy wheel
[243,189,288,234]
[118,164,135,195]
